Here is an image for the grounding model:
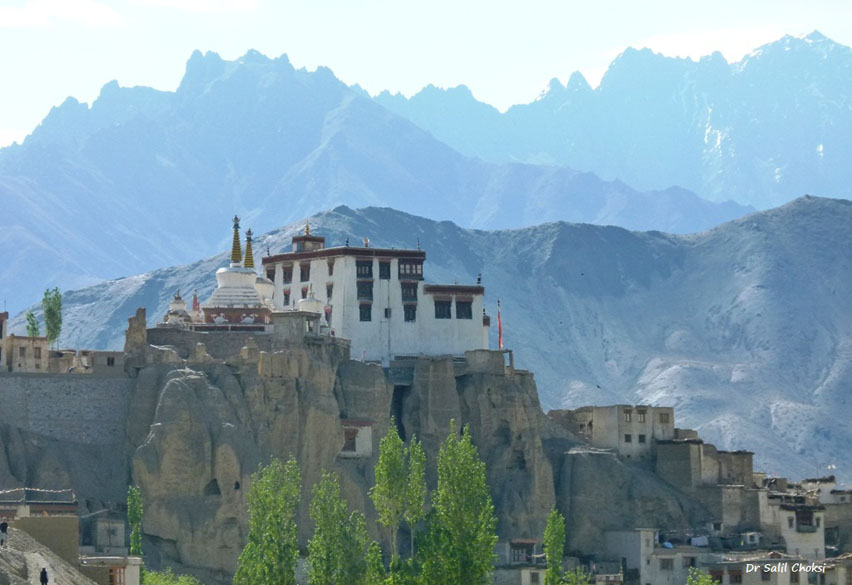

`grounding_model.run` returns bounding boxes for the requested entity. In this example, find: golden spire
[305,221,311,236]
[230,215,242,265]
[244,229,255,269]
